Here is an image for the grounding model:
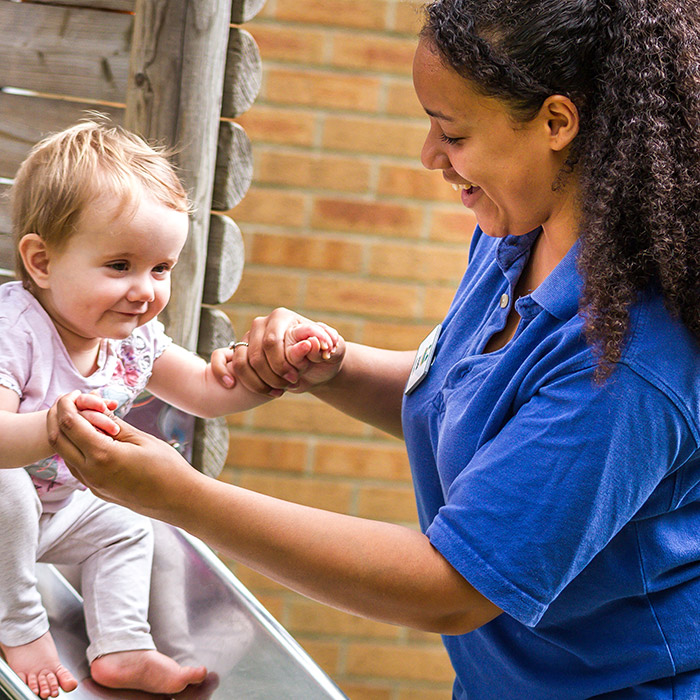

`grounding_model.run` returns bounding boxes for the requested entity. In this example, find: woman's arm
[309,343,414,439]
[48,396,502,635]
[0,386,53,468]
